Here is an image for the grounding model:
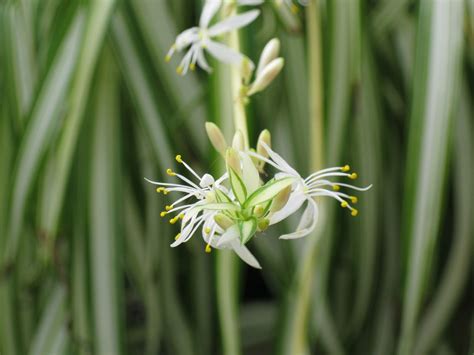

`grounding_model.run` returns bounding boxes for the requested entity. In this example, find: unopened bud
[232,130,245,151]
[205,122,228,157]
[247,58,284,96]
[226,148,242,176]
[257,218,270,231]
[270,185,291,213]
[254,204,265,218]
[256,38,281,76]
[241,57,254,85]
[257,129,271,157]
[214,213,234,230]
